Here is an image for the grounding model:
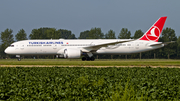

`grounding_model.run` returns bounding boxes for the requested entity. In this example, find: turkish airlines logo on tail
[145,26,160,41]
[139,16,167,42]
